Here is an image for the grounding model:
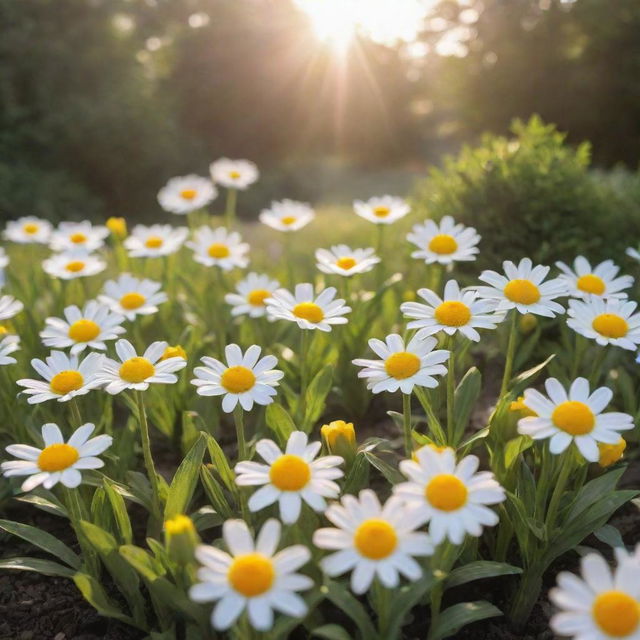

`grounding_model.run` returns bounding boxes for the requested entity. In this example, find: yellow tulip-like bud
[165,515,198,565]
[321,420,356,460]
[597,438,626,468]
[106,217,127,238]
[0,325,10,335]
[519,313,537,334]
[411,443,453,462]
[161,345,187,361]
[510,396,537,418]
